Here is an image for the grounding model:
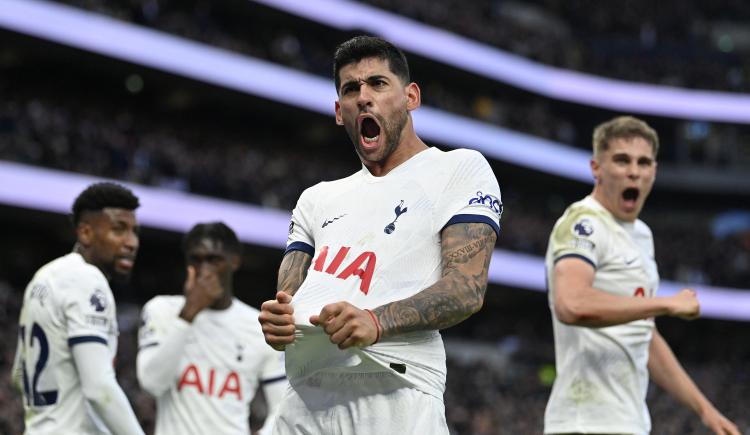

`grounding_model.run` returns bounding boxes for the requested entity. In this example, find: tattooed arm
[373,222,496,337]
[312,222,496,349]
[259,250,312,349]
[277,250,312,296]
